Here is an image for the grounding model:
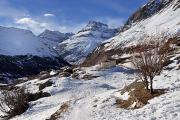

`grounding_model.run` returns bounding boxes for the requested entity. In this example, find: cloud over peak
[16,17,48,34]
